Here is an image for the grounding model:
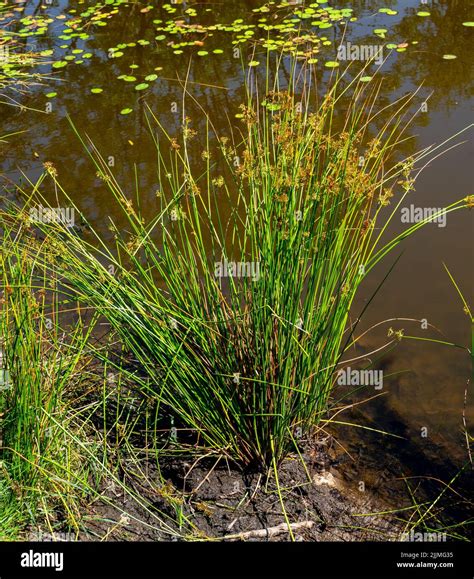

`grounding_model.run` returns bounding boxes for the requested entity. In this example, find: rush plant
[12,59,470,469]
